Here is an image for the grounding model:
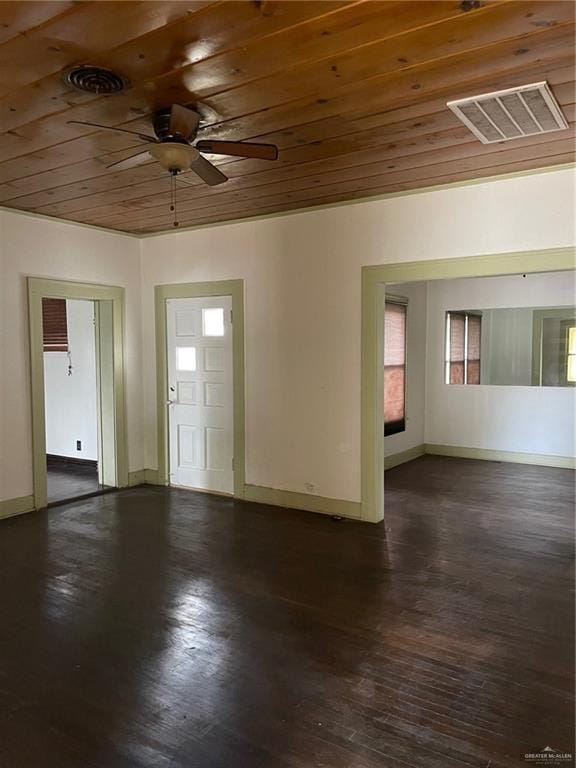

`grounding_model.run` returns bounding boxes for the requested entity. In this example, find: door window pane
[202,308,225,337]
[177,346,196,371]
